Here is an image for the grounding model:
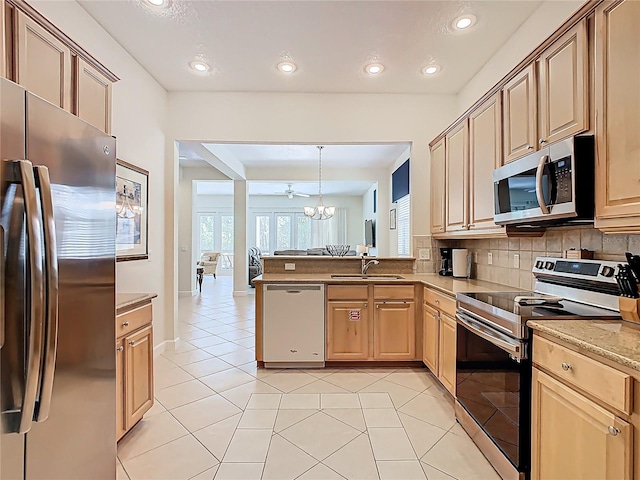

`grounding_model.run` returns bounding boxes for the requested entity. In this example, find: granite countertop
[528,319,640,372]
[253,273,513,297]
[116,292,158,315]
